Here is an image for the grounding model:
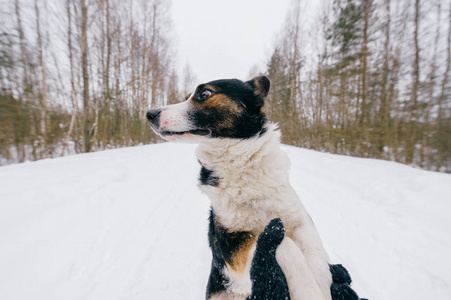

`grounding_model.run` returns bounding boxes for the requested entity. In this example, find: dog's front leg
[276,236,328,300]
